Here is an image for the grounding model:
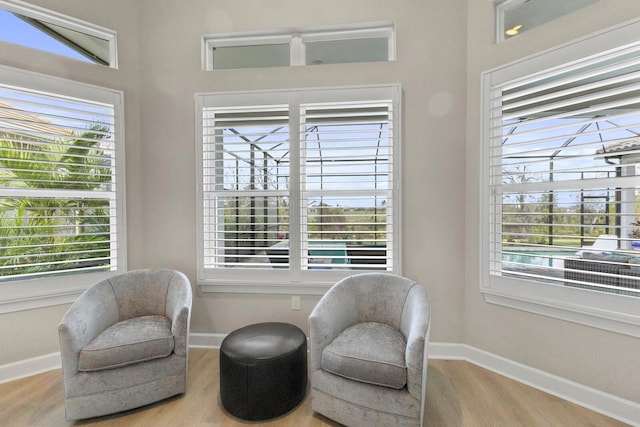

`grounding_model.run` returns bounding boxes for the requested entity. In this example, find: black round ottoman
[219,322,307,421]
